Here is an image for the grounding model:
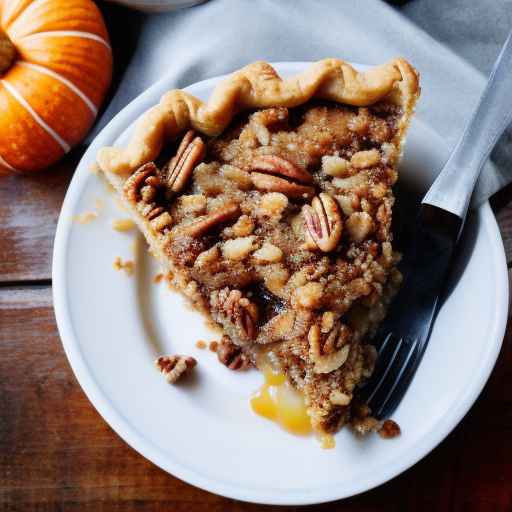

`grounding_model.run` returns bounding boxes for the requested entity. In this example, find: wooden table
[1,149,512,511]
